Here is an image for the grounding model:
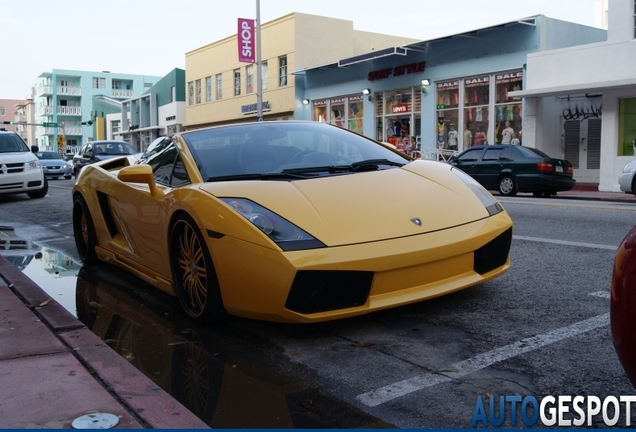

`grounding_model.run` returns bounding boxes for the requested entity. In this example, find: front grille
[285,270,373,314]
[0,163,25,174]
[474,227,512,275]
[0,182,23,190]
